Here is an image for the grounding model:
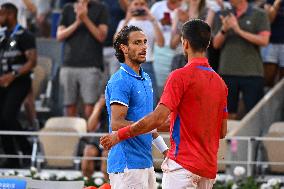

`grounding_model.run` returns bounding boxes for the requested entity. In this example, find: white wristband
[152,136,168,153]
